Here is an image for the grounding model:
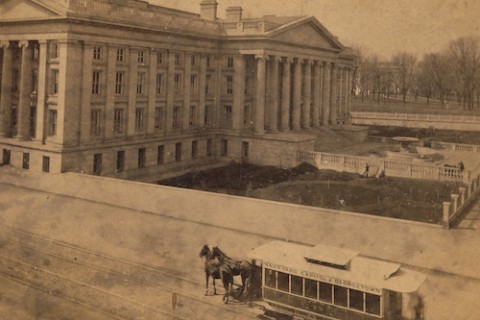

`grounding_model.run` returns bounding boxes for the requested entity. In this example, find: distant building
[0,0,354,178]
